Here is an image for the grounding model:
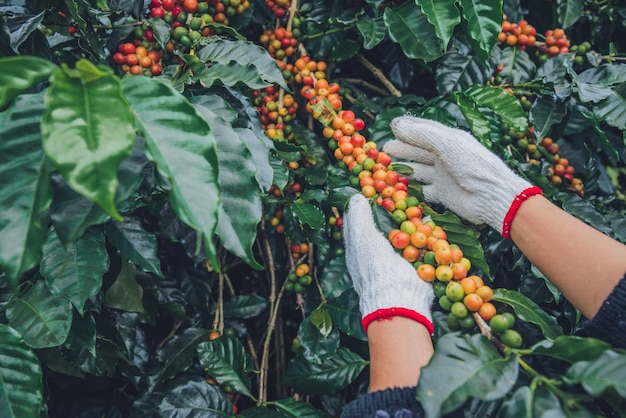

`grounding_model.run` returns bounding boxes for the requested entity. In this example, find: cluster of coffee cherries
[288,58,520,341]
[536,28,570,61]
[498,16,537,49]
[285,263,312,293]
[267,206,285,234]
[265,0,290,18]
[113,42,163,77]
[253,86,297,141]
[149,0,250,26]
[259,27,299,60]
